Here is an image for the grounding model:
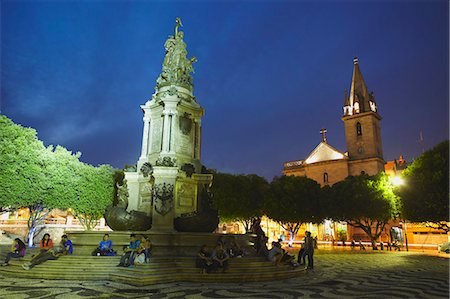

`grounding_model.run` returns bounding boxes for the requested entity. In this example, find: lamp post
[391,175,408,251]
